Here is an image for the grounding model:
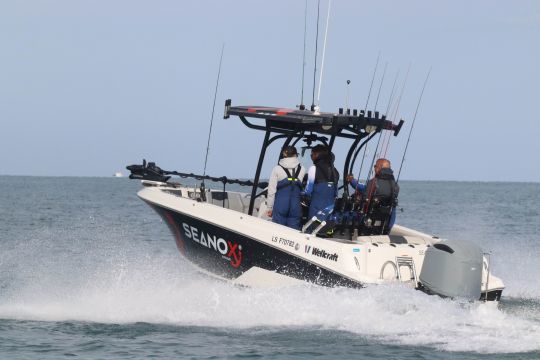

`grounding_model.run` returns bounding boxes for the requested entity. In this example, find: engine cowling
[419,239,483,300]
